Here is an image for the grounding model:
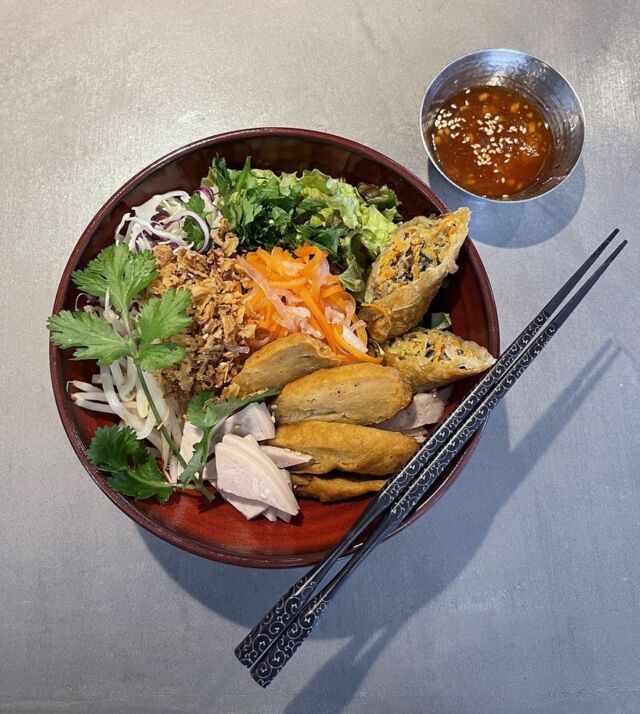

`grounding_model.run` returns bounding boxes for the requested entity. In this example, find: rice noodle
[99,366,126,418]
[136,409,158,440]
[71,398,118,414]
[116,357,137,399]
[136,381,149,418]
[68,380,101,393]
[109,360,126,387]
[72,391,110,403]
